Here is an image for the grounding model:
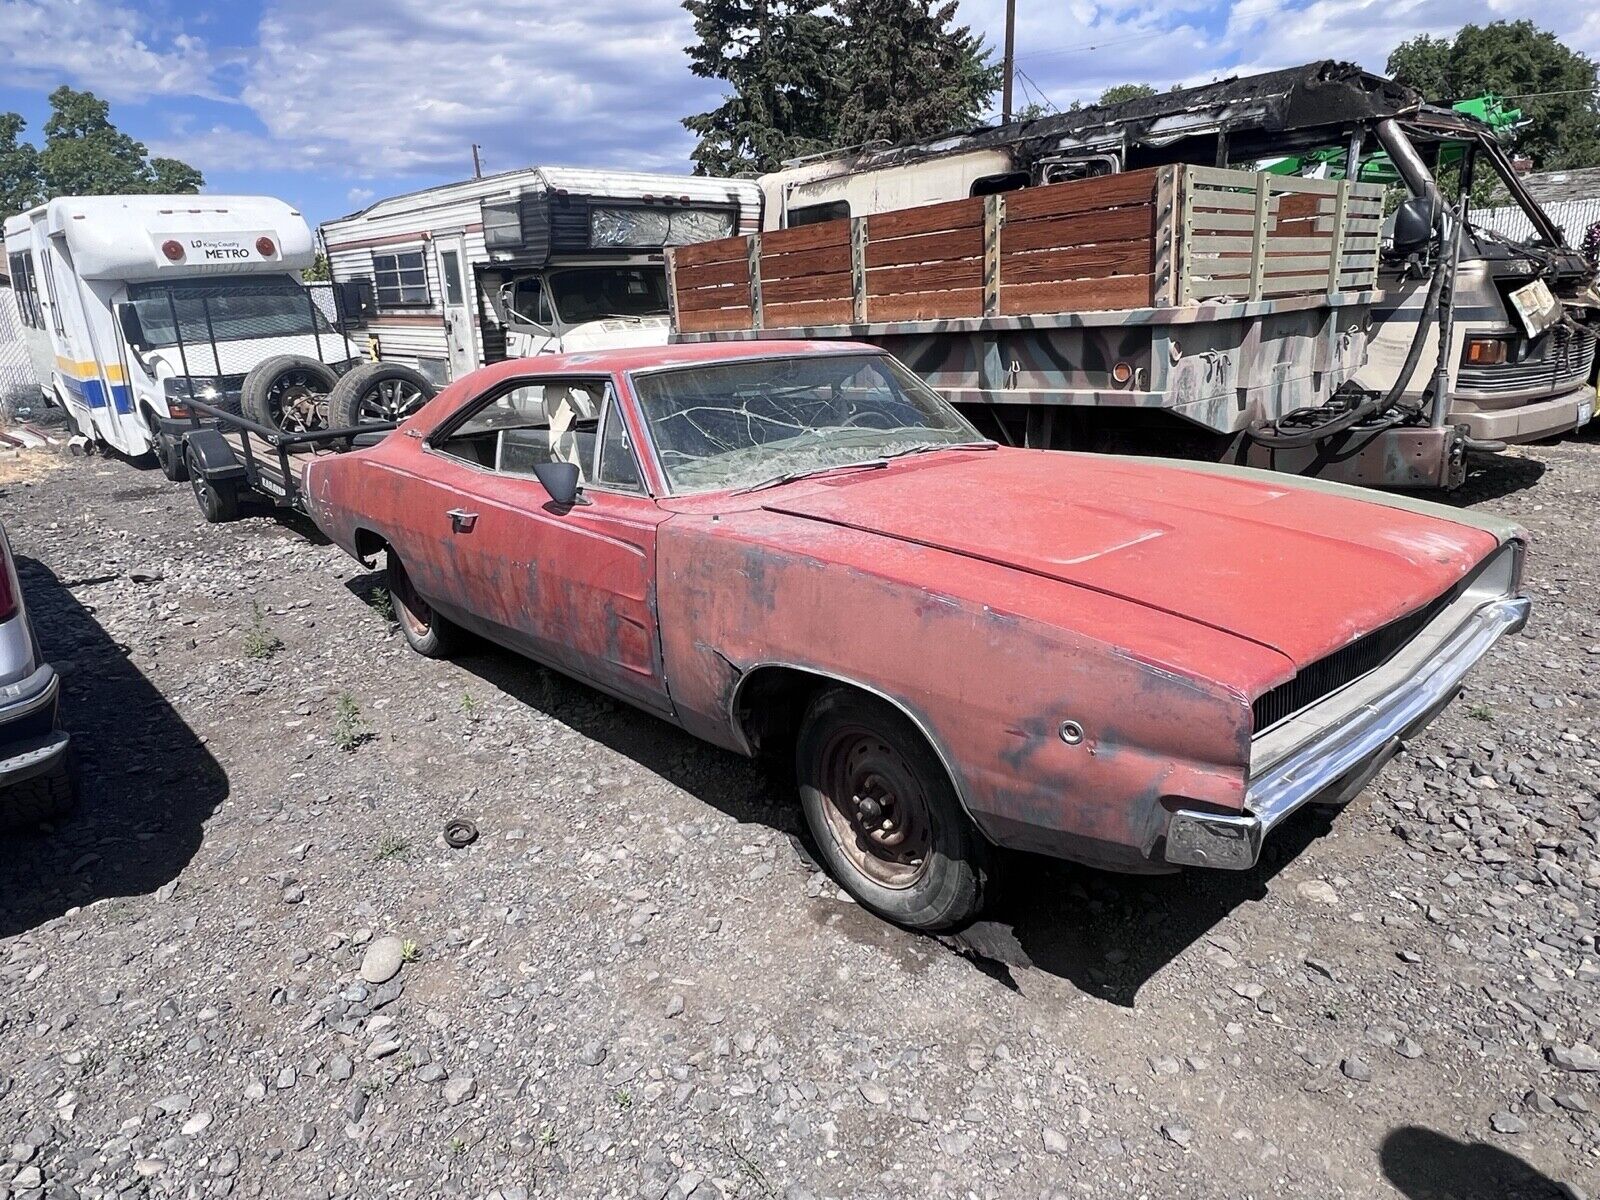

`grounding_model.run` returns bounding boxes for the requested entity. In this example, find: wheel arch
[352,527,390,567]
[726,662,982,832]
